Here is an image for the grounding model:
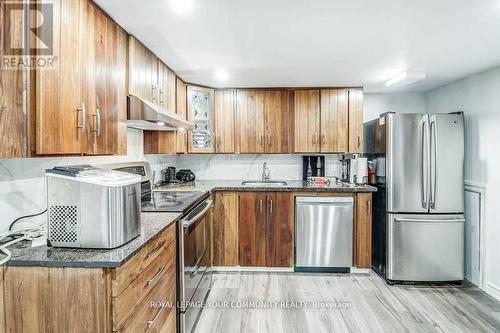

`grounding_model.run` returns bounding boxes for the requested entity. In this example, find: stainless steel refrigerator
[365,112,465,283]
